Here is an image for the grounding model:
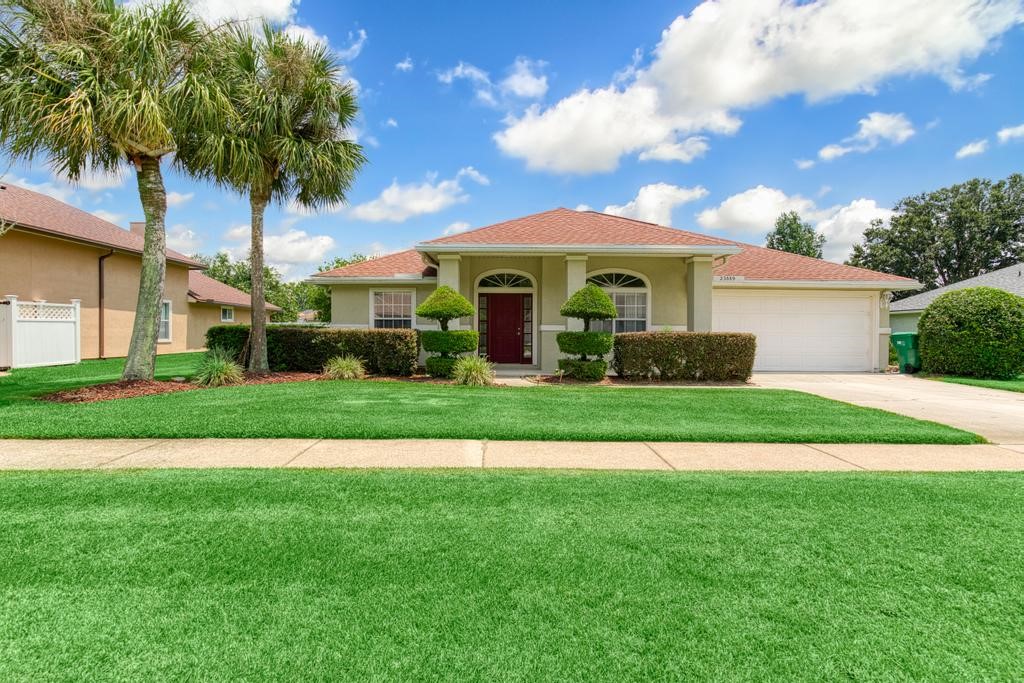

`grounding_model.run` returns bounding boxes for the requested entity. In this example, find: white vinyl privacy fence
[0,296,81,369]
